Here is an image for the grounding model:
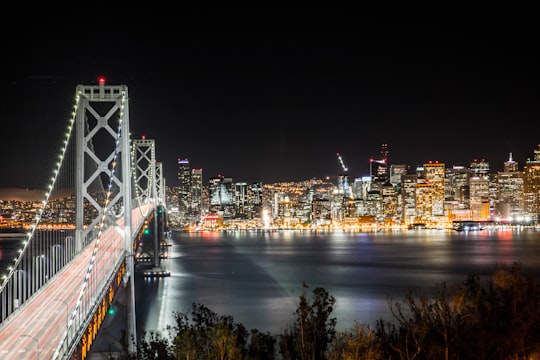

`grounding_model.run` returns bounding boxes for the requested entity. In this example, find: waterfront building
[469,160,491,221]
[276,195,295,227]
[312,198,331,226]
